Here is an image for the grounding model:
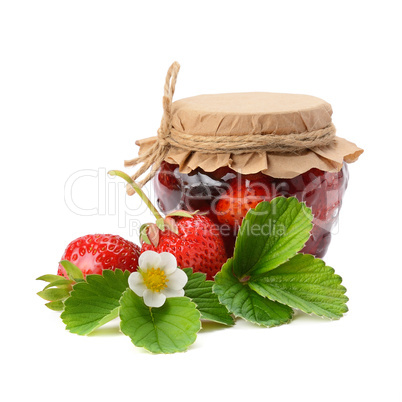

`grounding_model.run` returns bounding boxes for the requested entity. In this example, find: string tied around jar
[124,62,180,193]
